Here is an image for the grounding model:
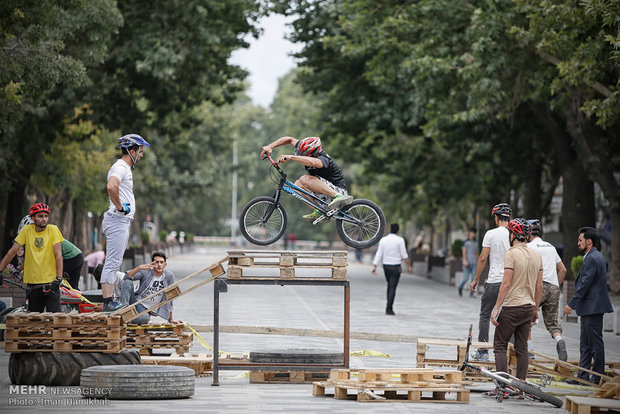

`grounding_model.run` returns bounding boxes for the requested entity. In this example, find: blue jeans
[120,279,150,324]
[458,264,477,295]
